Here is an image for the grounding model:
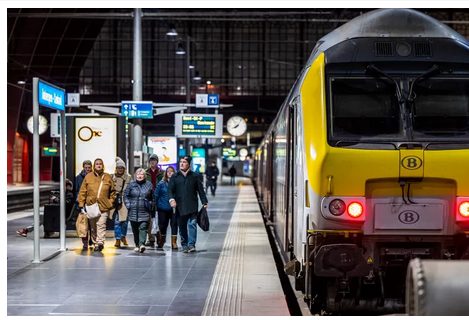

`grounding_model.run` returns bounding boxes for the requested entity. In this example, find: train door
[285,103,296,257]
